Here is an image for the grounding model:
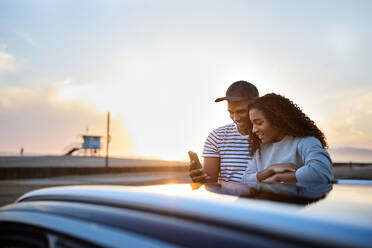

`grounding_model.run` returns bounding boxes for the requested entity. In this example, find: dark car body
[0,180,372,247]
